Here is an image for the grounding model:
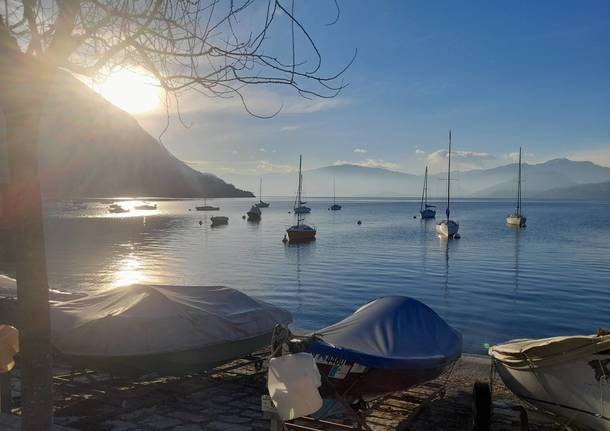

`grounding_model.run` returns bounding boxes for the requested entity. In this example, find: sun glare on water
[94,68,162,114]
